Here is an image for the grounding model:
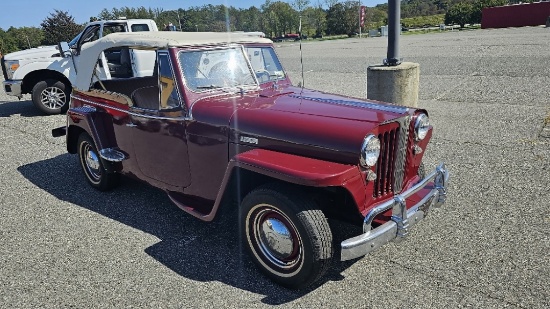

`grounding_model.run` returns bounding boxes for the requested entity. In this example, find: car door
[128,51,191,188]
[73,24,112,80]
